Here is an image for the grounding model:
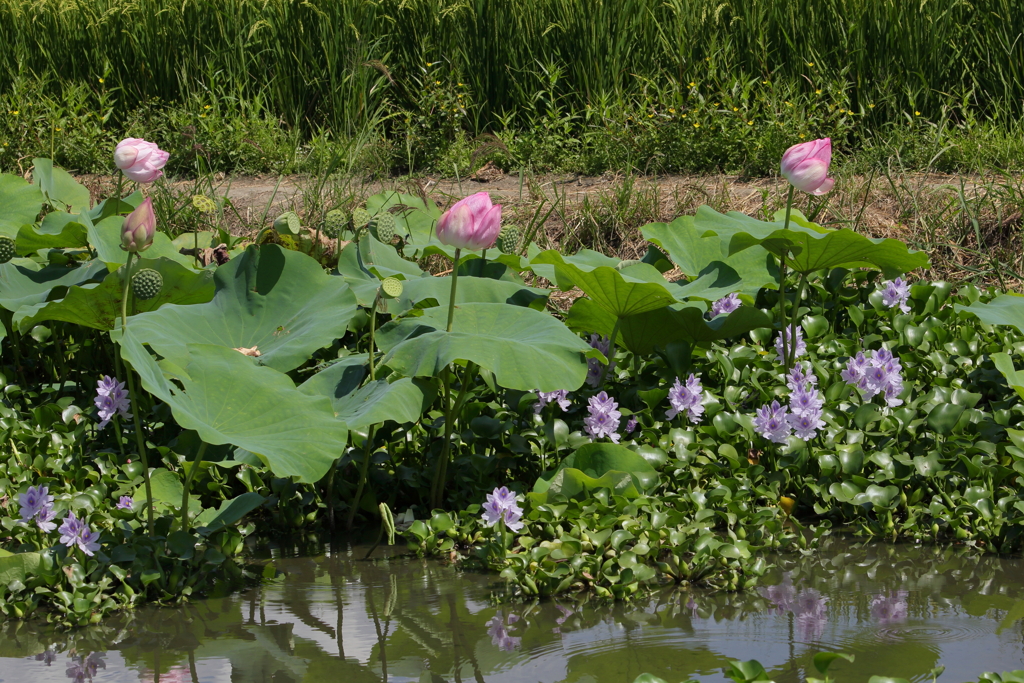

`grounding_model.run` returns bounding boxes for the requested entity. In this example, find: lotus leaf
[0,174,44,237]
[0,259,107,313]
